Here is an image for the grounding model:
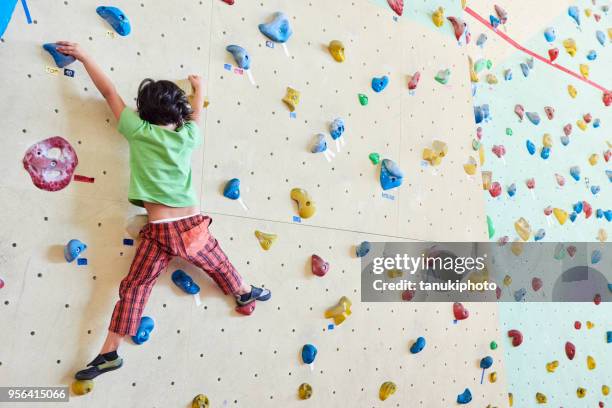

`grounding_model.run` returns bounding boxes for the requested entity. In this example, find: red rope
[464,6,609,93]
